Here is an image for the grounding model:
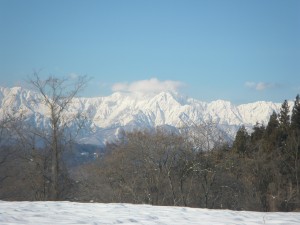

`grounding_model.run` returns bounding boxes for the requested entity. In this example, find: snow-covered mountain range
[0,86,283,146]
